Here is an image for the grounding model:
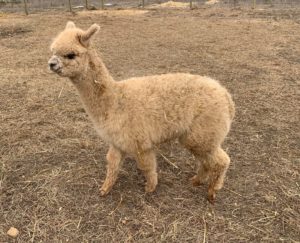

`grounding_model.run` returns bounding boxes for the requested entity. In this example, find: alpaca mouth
[50,67,62,75]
